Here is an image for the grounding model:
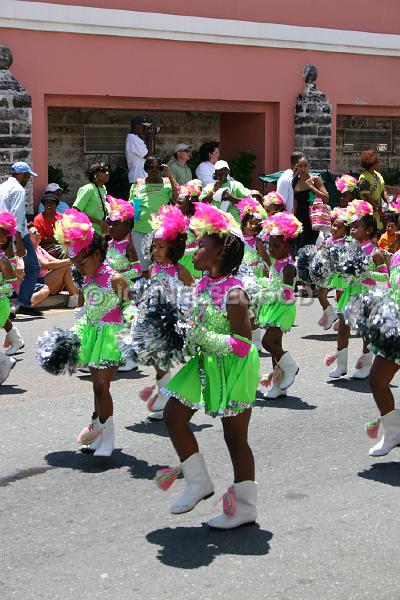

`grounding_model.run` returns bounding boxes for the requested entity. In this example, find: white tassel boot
[277,352,299,390]
[0,353,16,384]
[252,328,264,352]
[170,452,214,514]
[328,348,348,378]
[369,410,400,457]
[353,352,373,379]
[118,357,138,372]
[207,480,257,529]
[77,415,102,452]
[148,372,172,420]
[4,327,24,355]
[263,383,287,399]
[94,416,115,457]
[318,305,336,331]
